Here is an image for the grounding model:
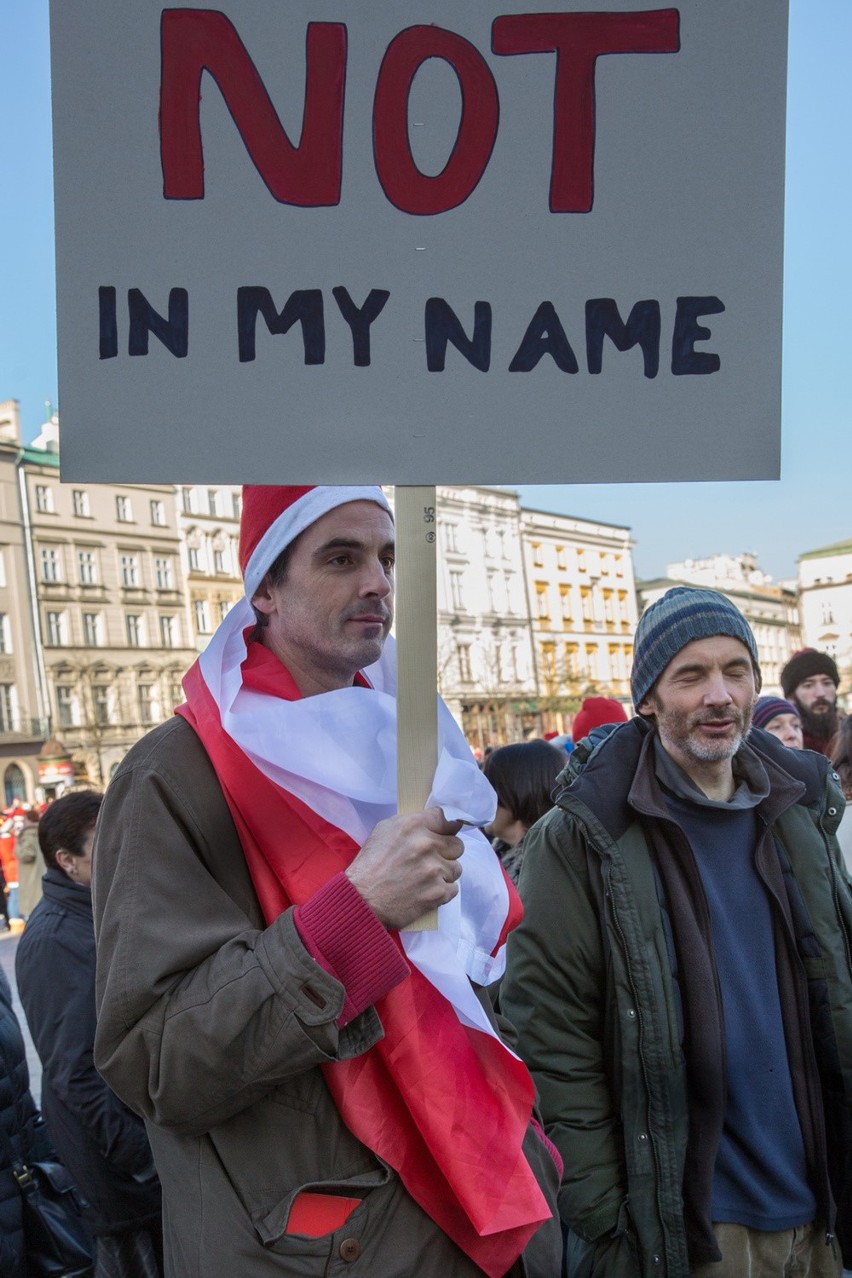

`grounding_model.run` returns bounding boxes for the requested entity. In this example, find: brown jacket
[92,717,561,1277]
